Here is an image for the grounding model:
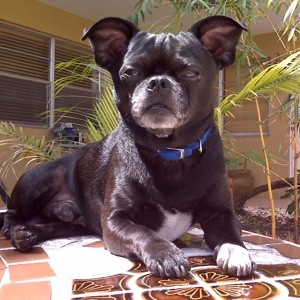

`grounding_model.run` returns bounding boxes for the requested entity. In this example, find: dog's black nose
[147,76,171,92]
